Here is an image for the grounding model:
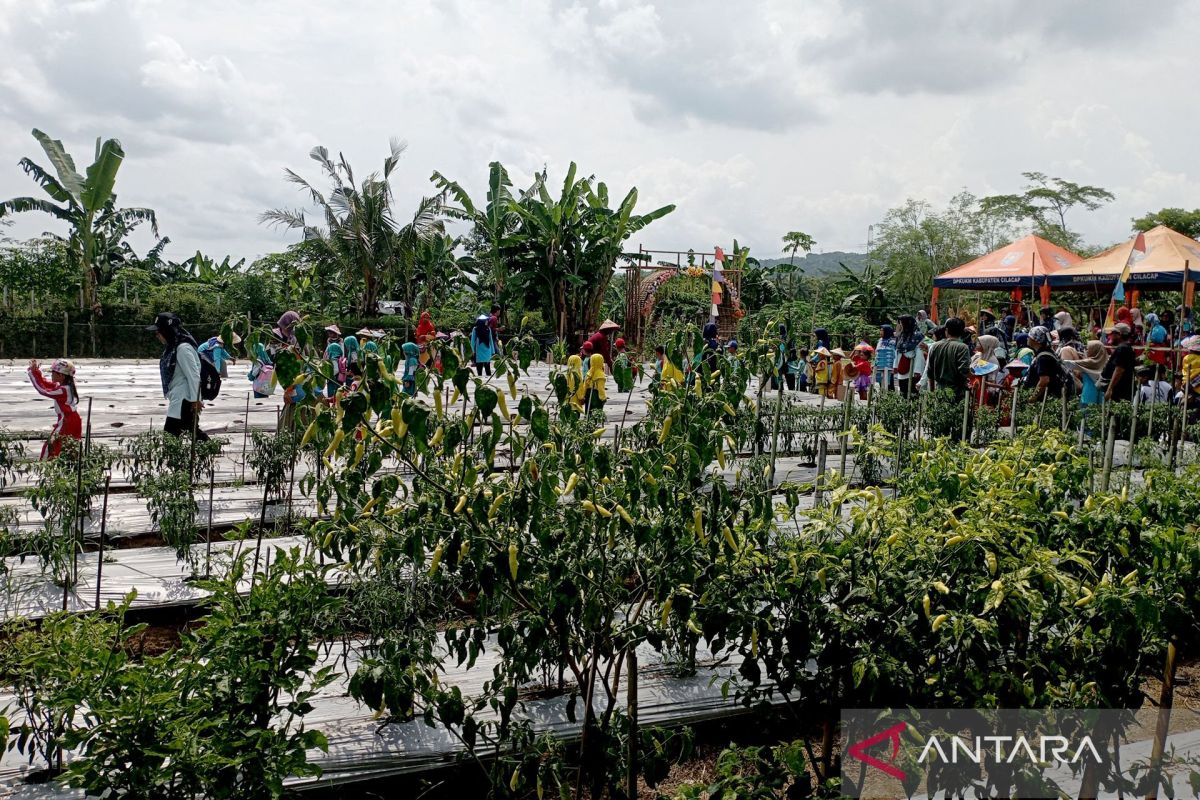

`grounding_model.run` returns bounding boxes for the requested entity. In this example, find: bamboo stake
[241,392,251,482]
[94,474,110,611]
[1145,640,1179,800]
[204,464,216,578]
[814,438,827,507]
[1101,419,1117,492]
[626,648,639,800]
